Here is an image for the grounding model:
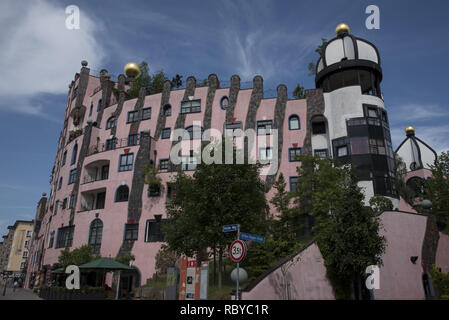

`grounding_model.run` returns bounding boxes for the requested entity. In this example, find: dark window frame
[288,115,301,130]
[124,223,138,241]
[289,147,302,162]
[118,153,134,172]
[115,185,129,202]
